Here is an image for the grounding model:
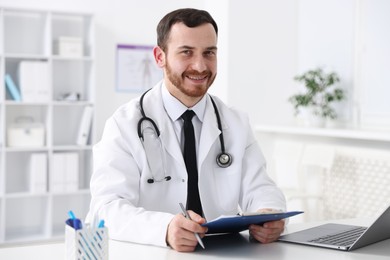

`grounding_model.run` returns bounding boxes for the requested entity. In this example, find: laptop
[278,204,390,251]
